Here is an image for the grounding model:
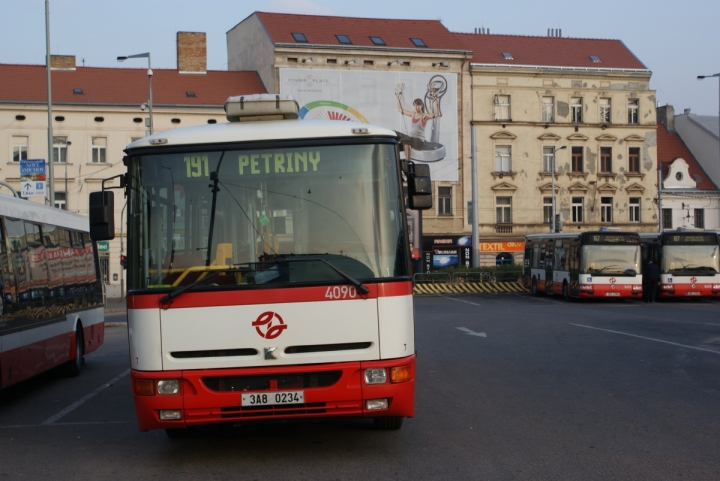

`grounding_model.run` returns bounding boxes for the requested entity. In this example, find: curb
[413,281,528,295]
